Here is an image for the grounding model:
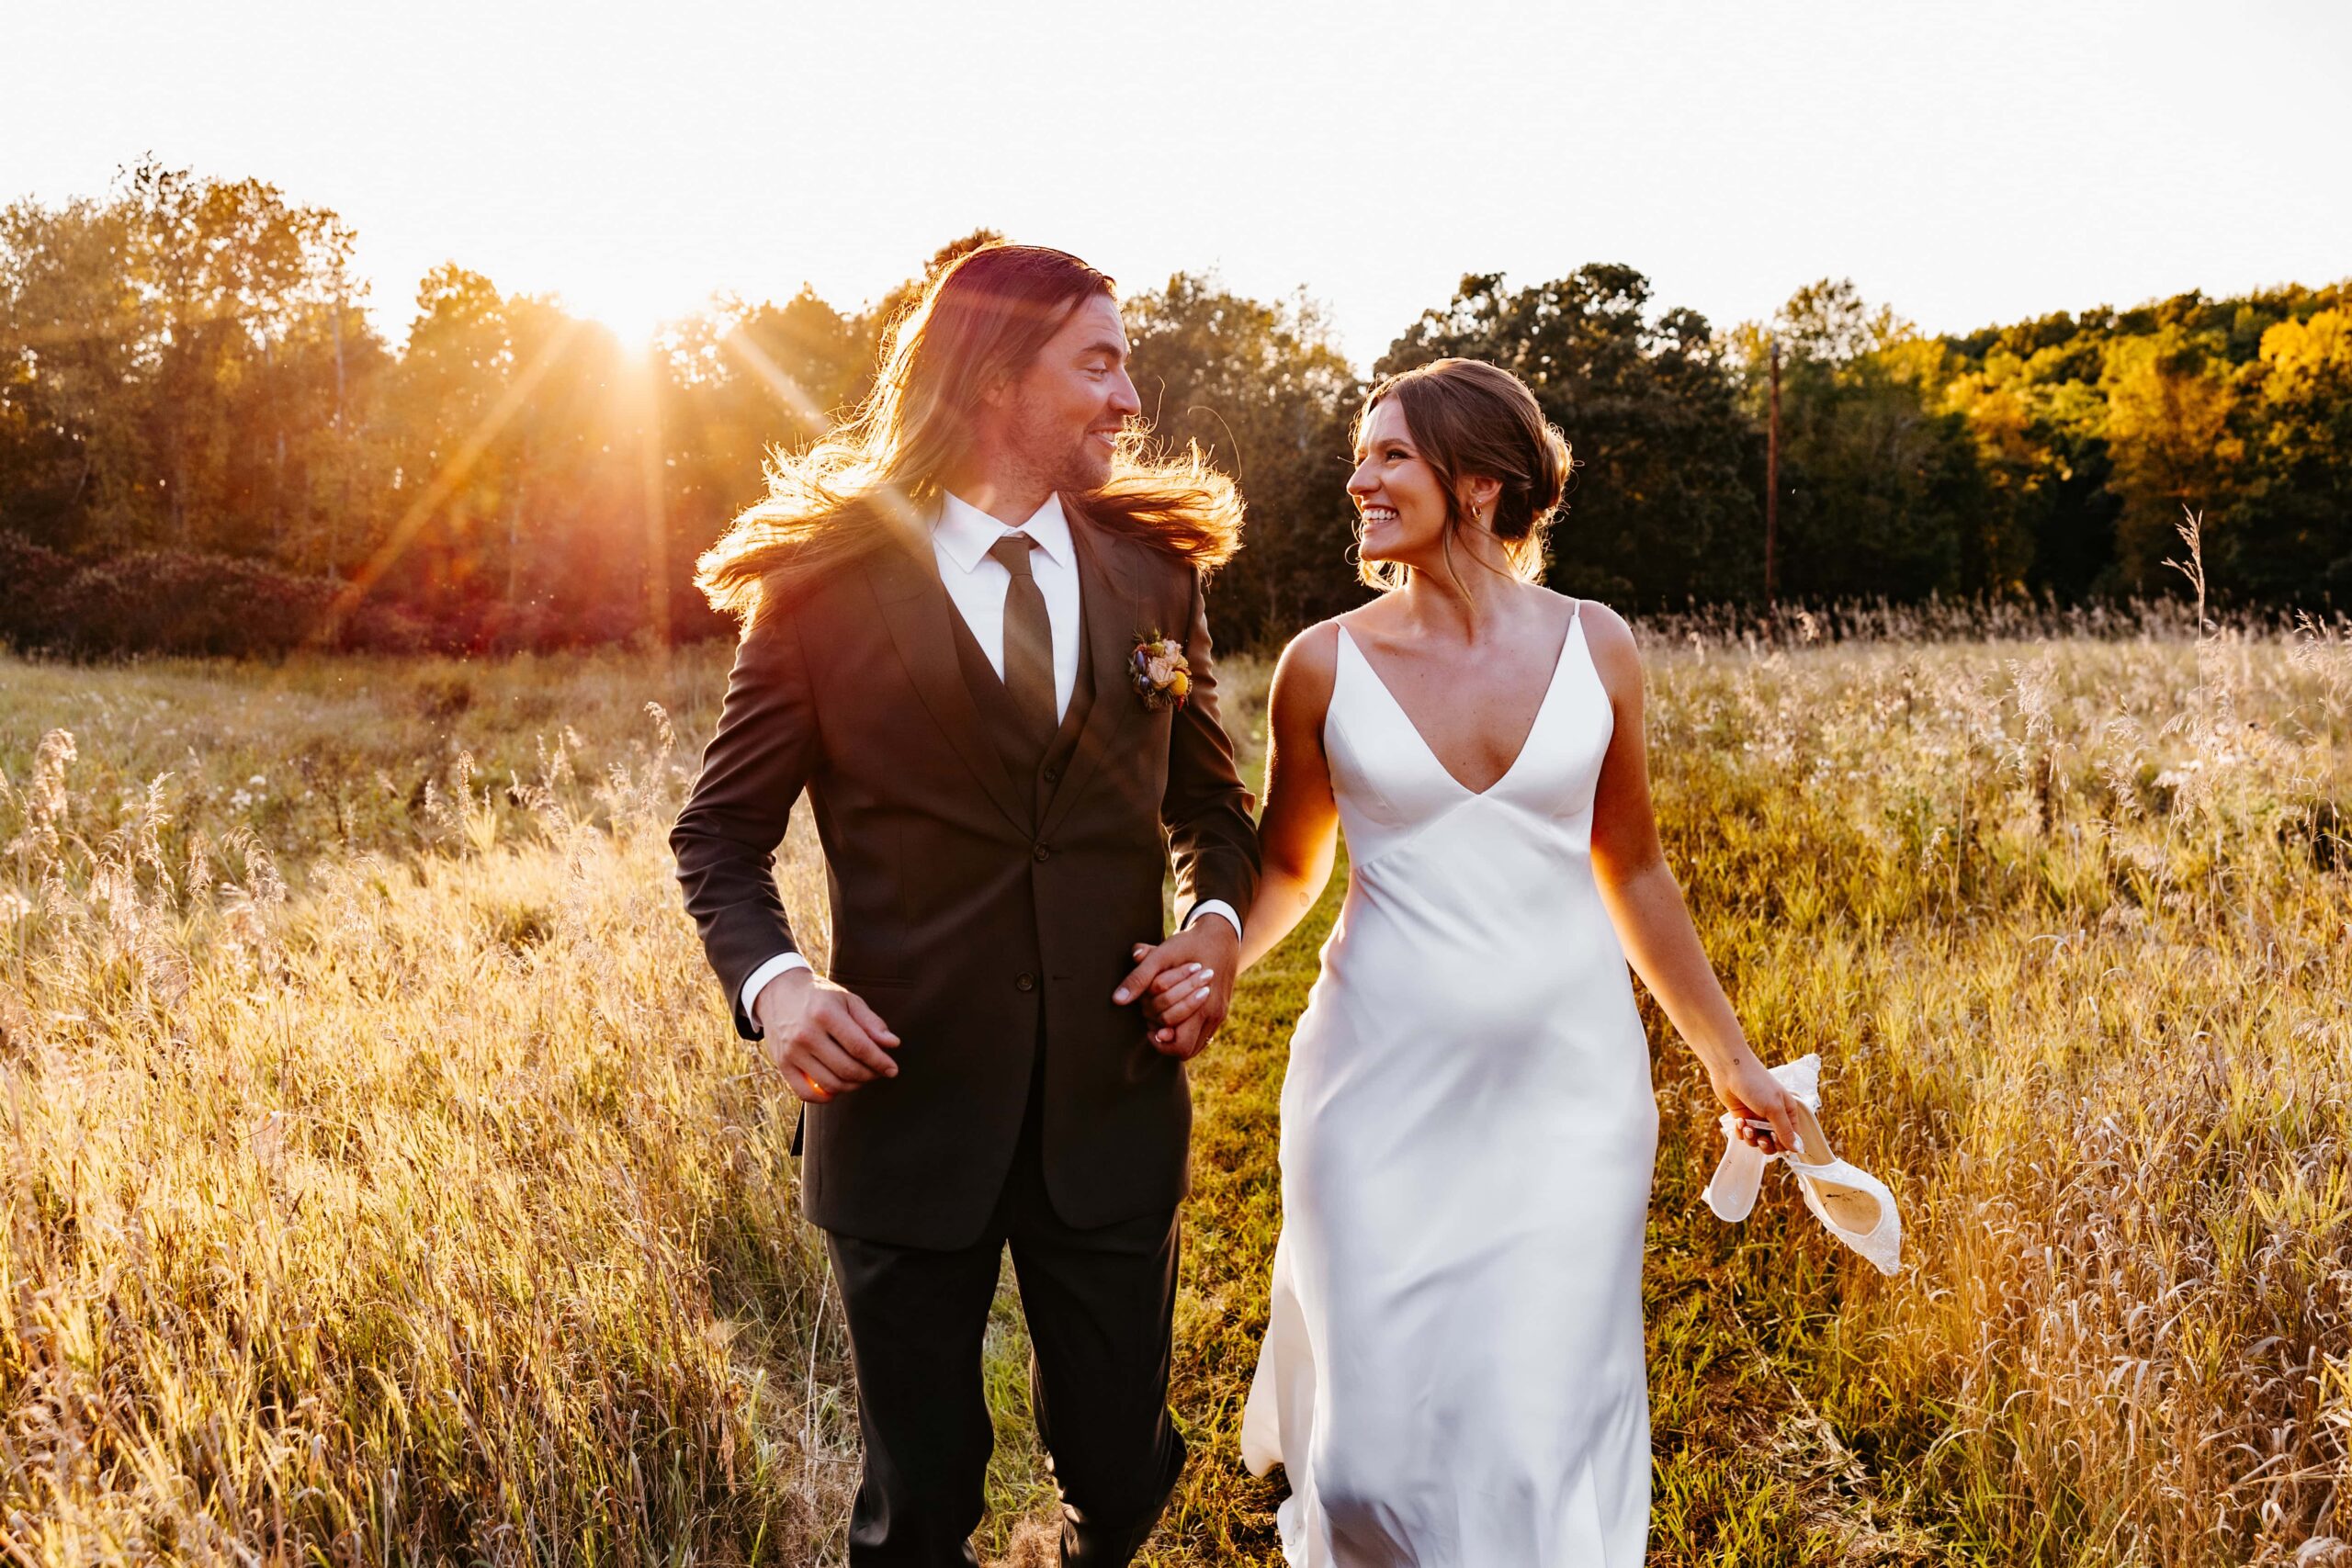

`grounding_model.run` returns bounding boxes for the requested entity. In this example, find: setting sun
[559,278,701,352]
